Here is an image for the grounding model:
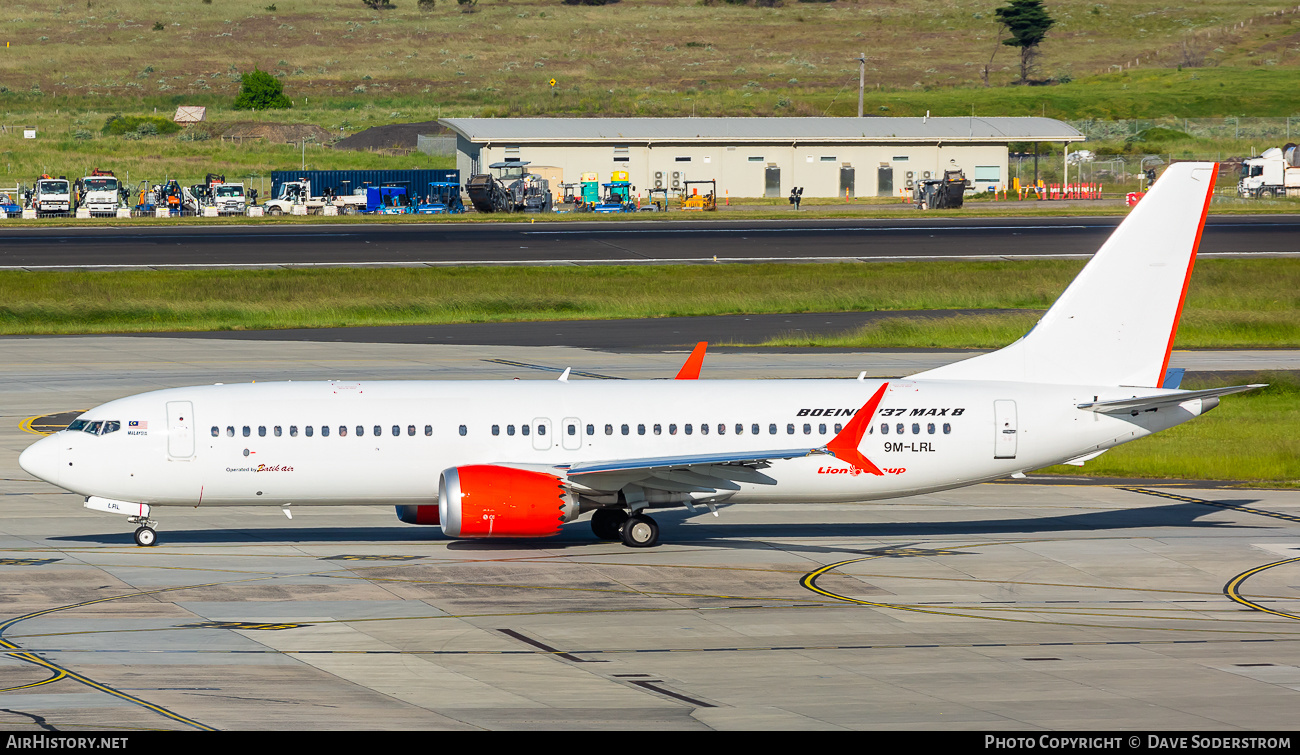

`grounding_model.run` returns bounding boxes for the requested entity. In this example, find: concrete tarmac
[2,338,1298,731]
